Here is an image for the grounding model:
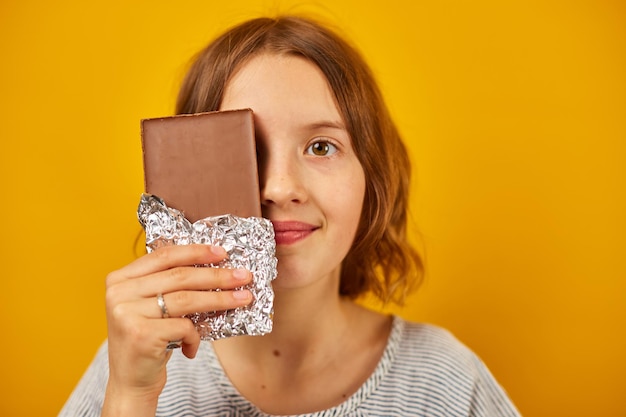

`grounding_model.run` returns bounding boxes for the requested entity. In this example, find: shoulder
[58,341,110,417]
[390,318,481,386]
[378,317,521,416]
[397,318,477,363]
